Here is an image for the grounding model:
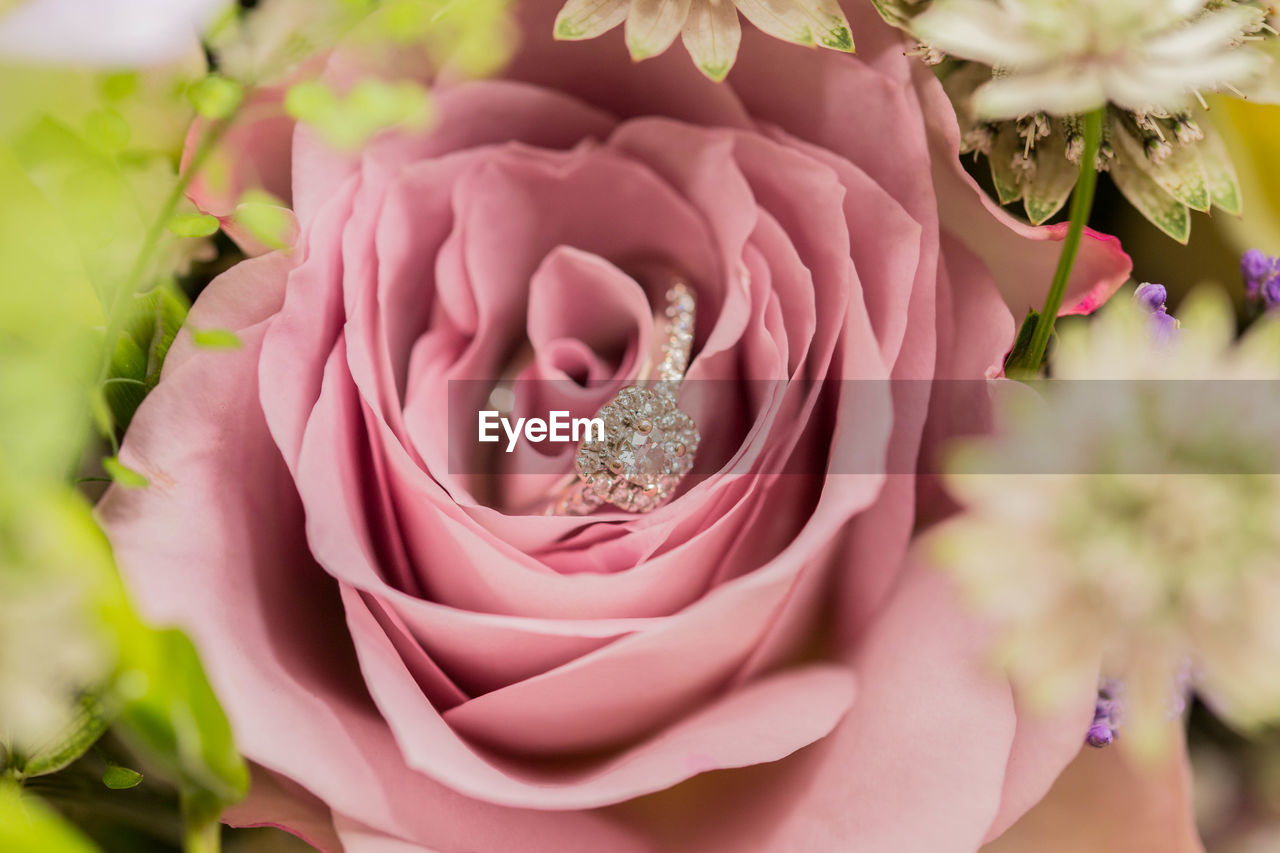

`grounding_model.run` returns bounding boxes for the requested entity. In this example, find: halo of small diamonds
[574,386,700,512]
[559,280,699,515]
